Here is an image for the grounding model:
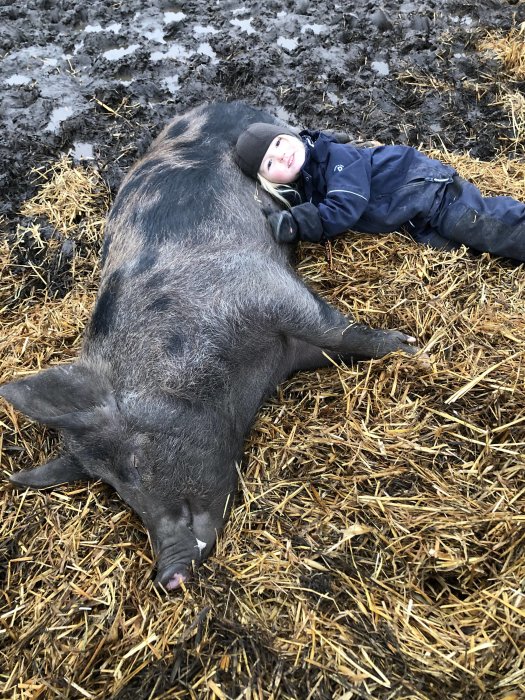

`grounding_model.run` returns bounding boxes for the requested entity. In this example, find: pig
[1,102,420,591]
